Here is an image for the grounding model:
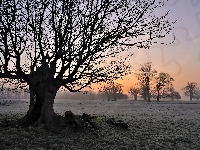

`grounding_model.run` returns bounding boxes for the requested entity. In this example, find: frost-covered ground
[0,99,200,149]
[1,99,200,120]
